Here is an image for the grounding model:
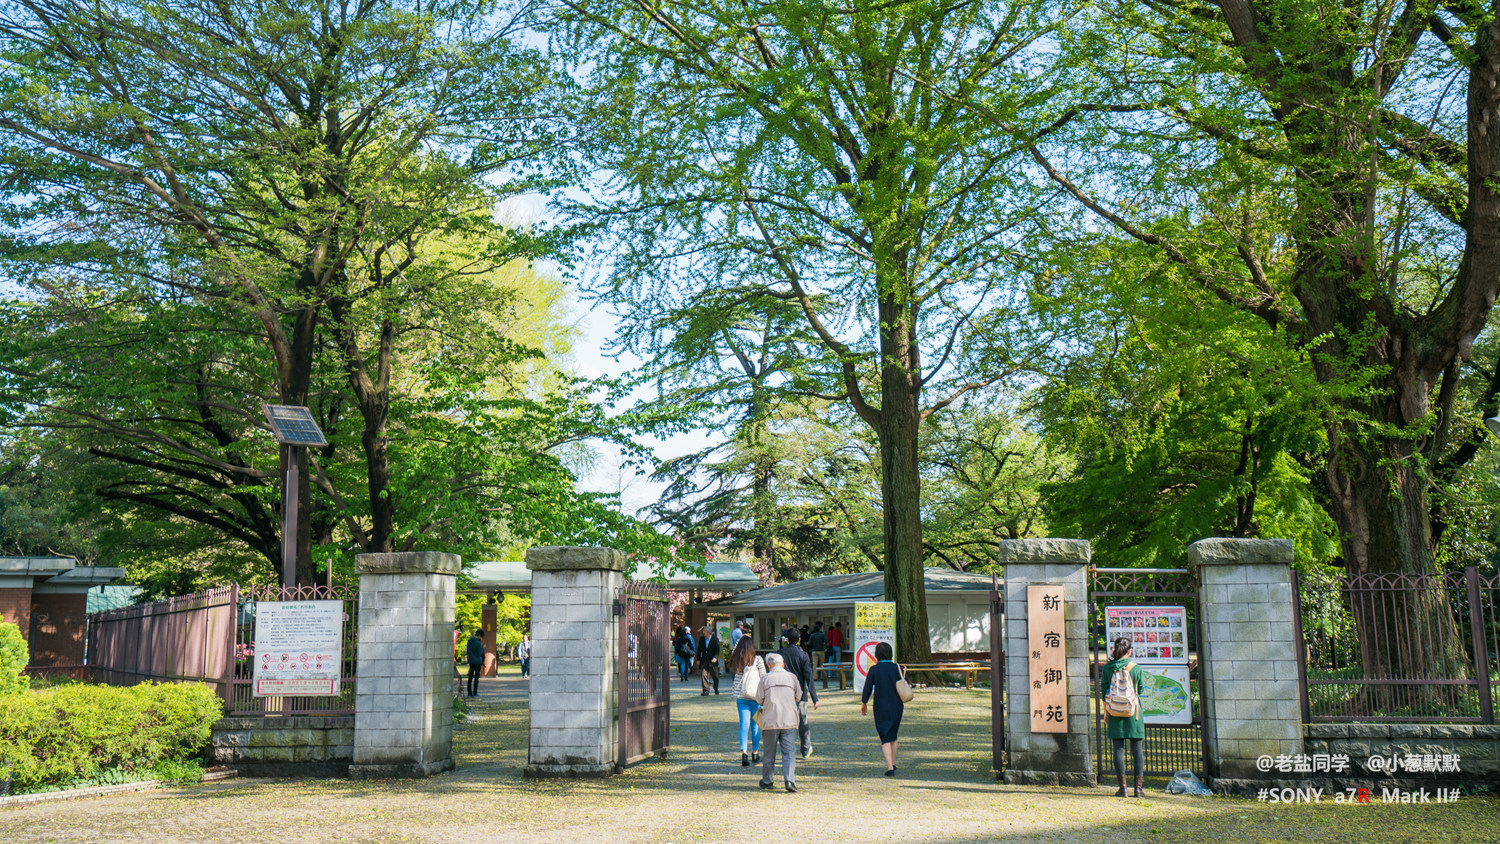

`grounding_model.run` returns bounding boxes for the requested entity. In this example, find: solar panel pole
[281,443,300,589]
